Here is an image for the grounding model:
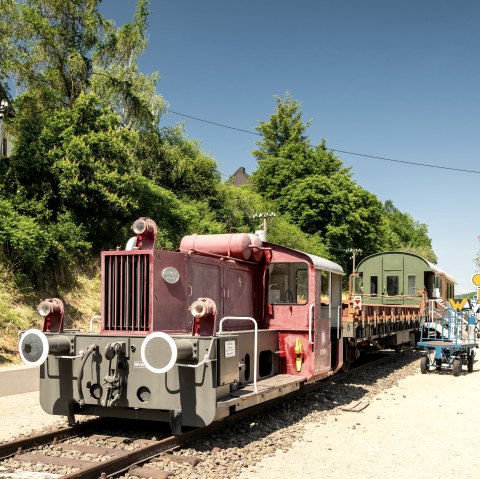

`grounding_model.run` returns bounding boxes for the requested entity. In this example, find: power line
[331,149,480,175]
[168,110,261,136]
[166,109,480,175]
